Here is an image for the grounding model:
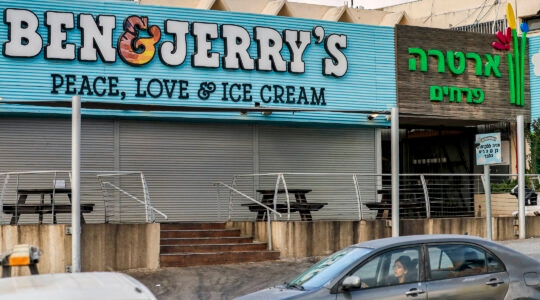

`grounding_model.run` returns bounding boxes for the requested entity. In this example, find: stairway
[159,222,281,267]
